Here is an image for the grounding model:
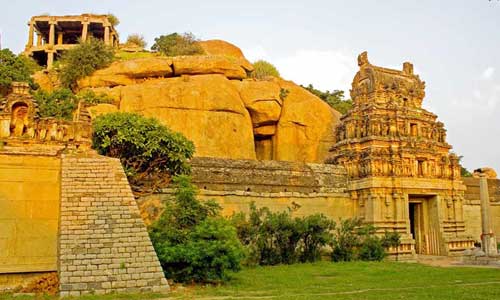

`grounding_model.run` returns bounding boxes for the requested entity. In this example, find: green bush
[331,218,363,262]
[92,112,194,193]
[151,33,205,56]
[33,88,78,120]
[302,84,353,114]
[250,60,280,79]
[0,49,38,95]
[107,14,120,27]
[76,89,114,105]
[331,218,401,262]
[232,203,334,266]
[126,34,147,48]
[59,37,114,89]
[149,175,244,283]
